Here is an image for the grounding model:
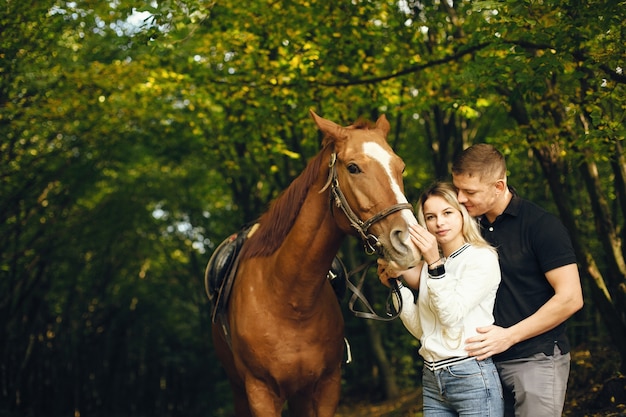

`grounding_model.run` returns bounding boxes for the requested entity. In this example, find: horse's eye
[347,163,361,174]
